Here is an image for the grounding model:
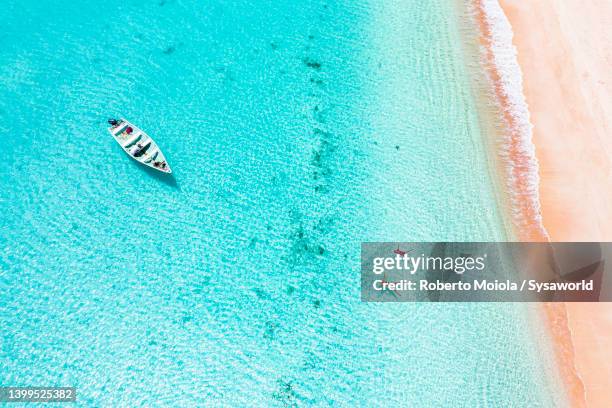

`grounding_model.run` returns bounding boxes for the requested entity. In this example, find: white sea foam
[474,0,549,240]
